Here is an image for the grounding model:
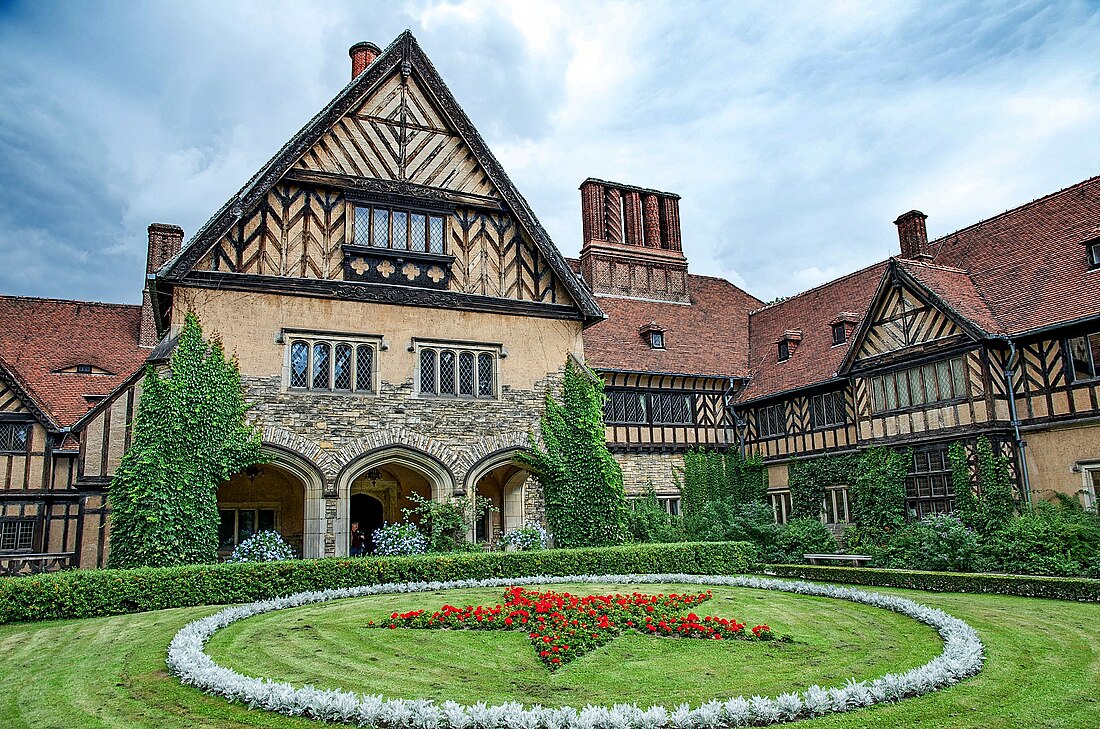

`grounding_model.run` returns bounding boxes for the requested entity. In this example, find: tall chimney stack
[894,210,932,262]
[578,179,689,303]
[349,41,381,79]
[140,223,183,348]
